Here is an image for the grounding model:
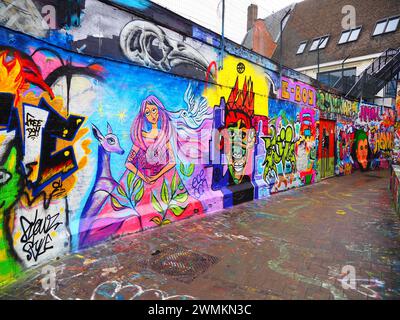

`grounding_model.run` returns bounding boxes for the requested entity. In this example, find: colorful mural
[317,90,359,118]
[263,99,319,193]
[335,119,354,175]
[279,77,316,109]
